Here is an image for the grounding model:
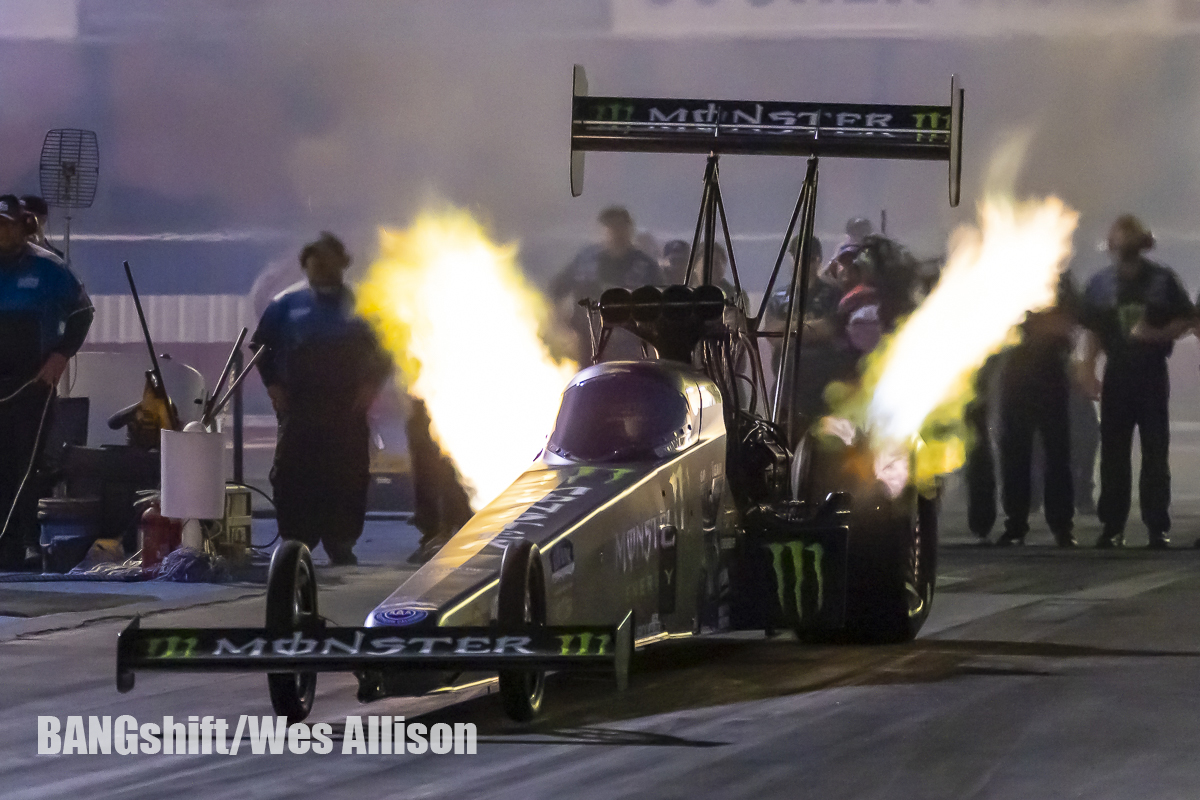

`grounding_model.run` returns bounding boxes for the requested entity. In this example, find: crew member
[19,196,64,259]
[0,195,93,569]
[1077,215,1193,549]
[660,240,690,285]
[252,233,390,566]
[764,237,840,415]
[695,244,749,310]
[551,206,659,362]
[830,245,884,358]
[841,216,874,249]
[995,274,1077,547]
[964,355,1000,541]
[405,398,473,564]
[765,237,835,334]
